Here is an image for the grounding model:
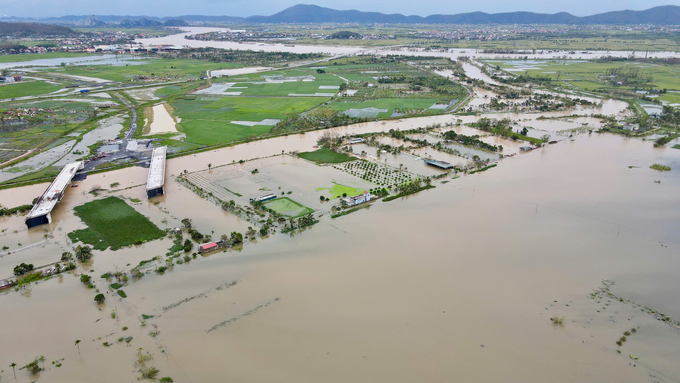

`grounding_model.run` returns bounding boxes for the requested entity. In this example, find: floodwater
[0,129,679,382]
[136,28,680,61]
[0,54,148,70]
[55,115,126,165]
[0,140,75,183]
[146,104,178,135]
